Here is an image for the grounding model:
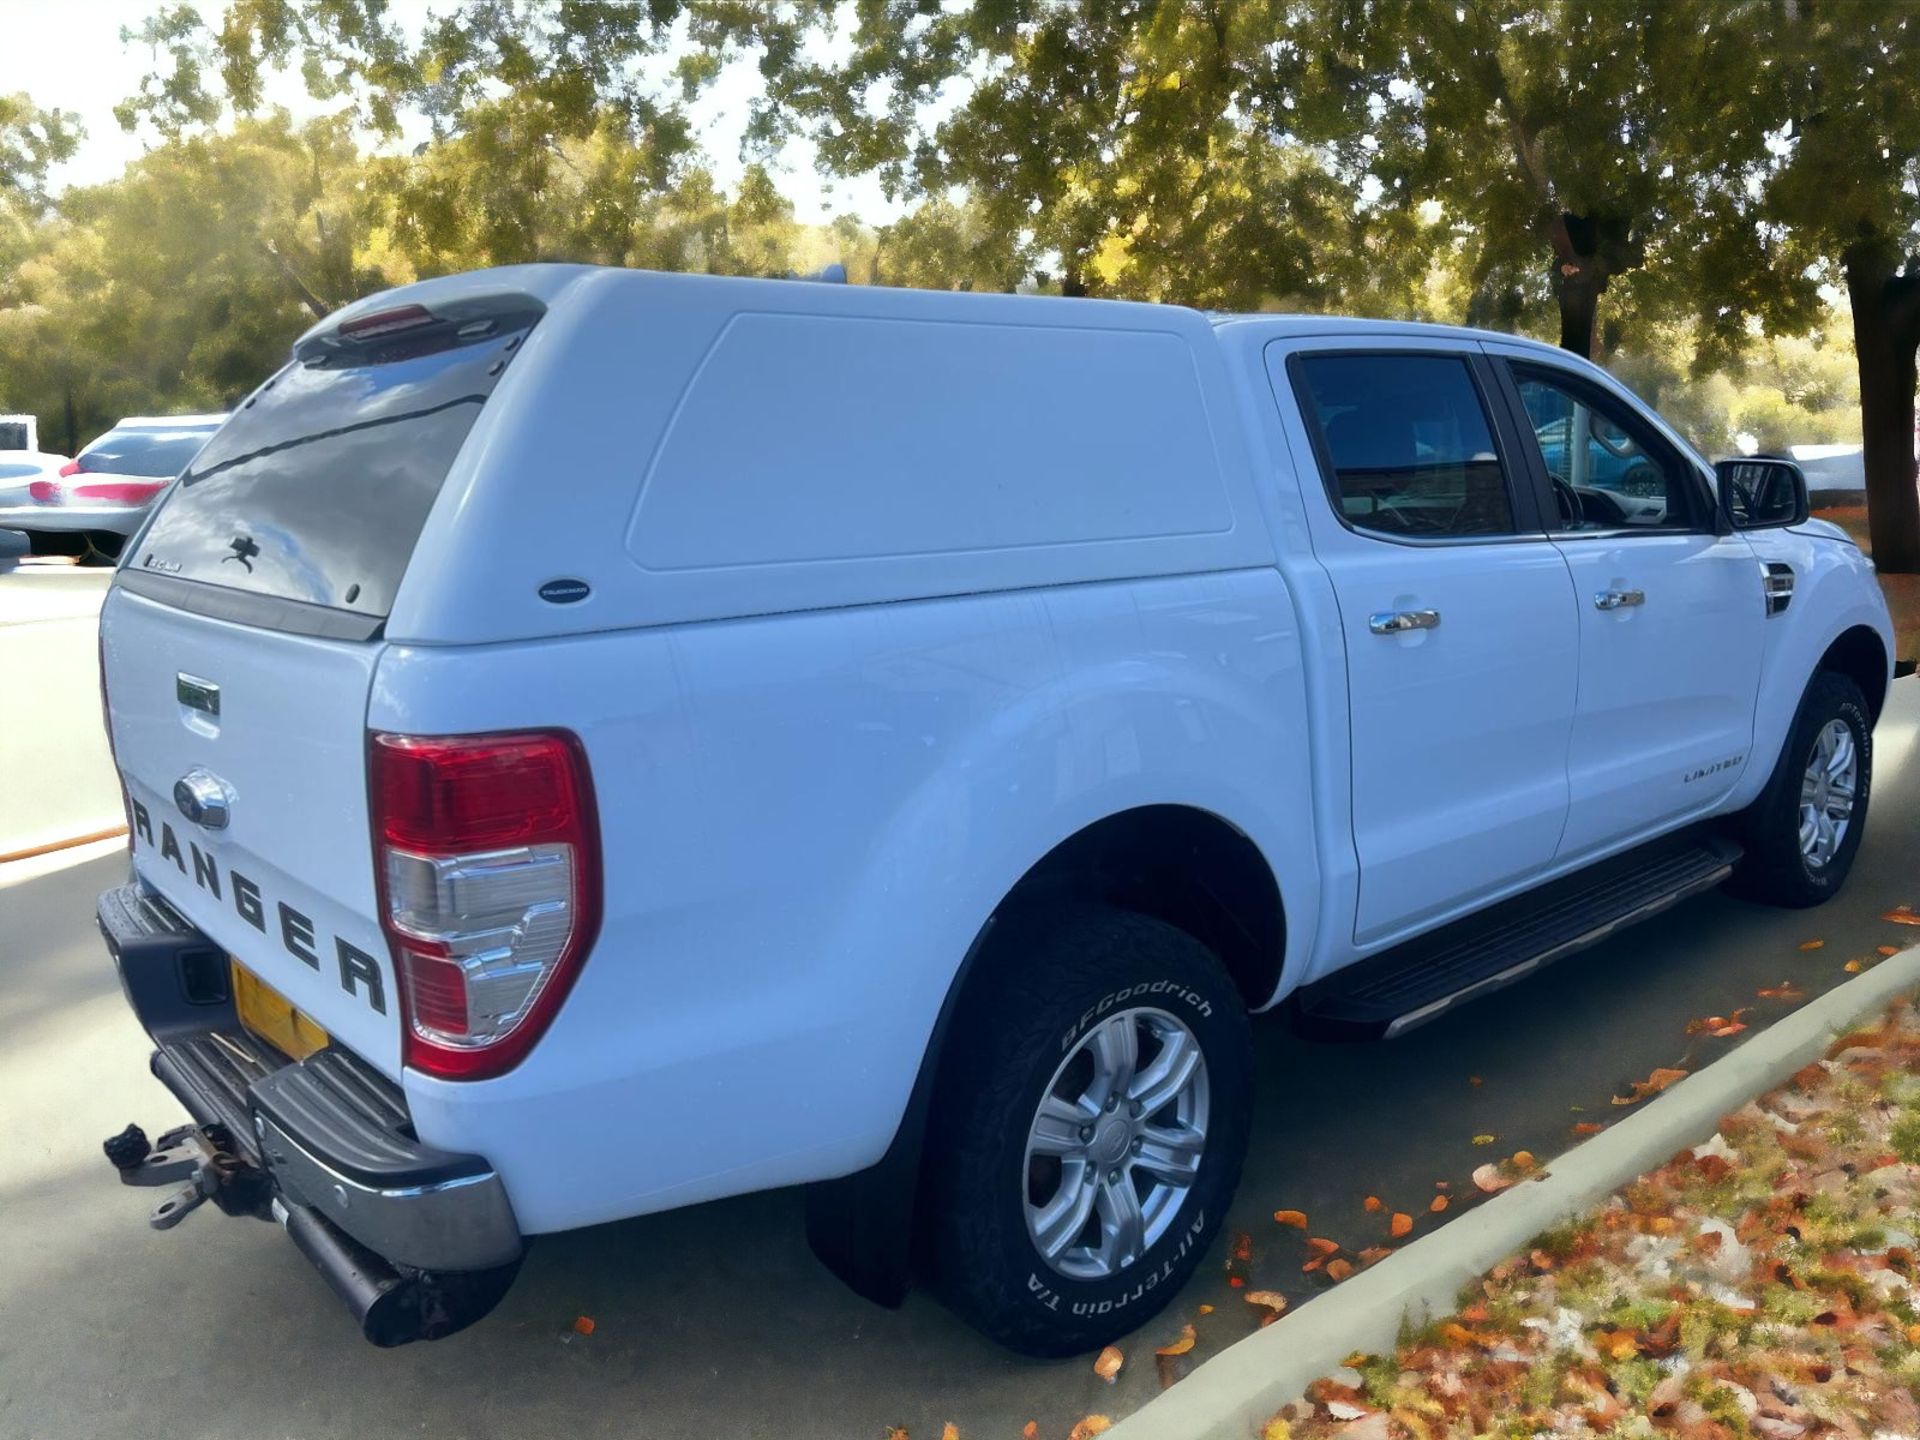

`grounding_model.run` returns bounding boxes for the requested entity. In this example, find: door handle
[1369,608,1441,635]
[1593,588,1646,611]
